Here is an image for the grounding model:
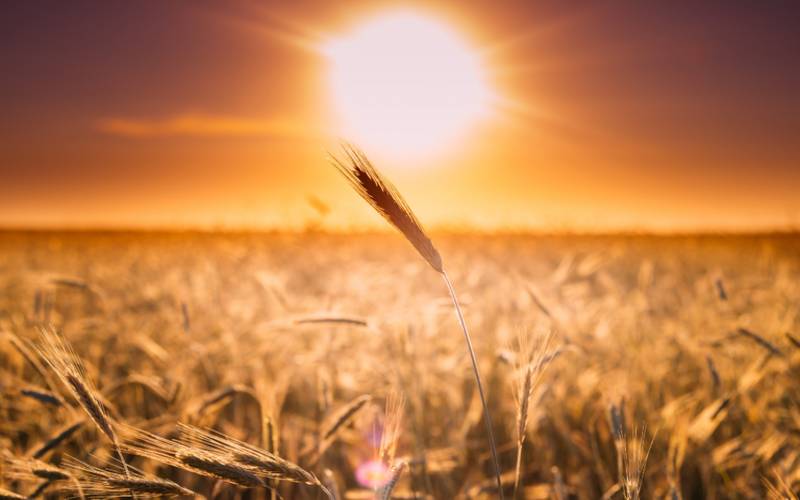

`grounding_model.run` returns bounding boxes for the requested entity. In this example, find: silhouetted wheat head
[330,143,503,499]
[329,143,442,273]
